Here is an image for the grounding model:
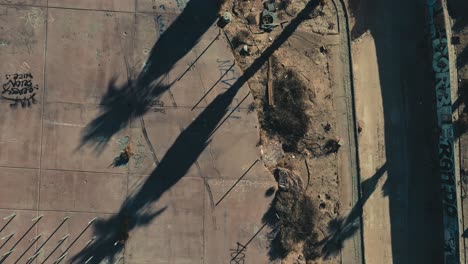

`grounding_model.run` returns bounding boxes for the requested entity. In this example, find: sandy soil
[220,0,357,263]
